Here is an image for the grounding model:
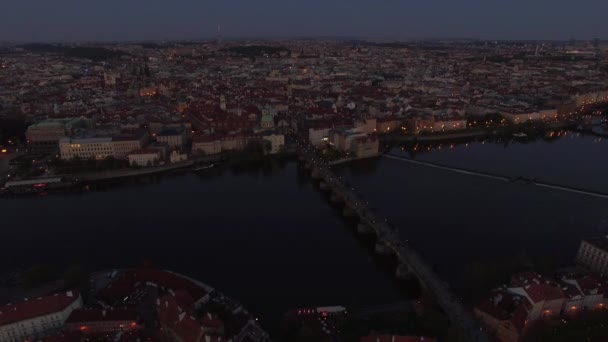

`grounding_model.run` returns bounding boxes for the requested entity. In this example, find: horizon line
[0,35,604,45]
